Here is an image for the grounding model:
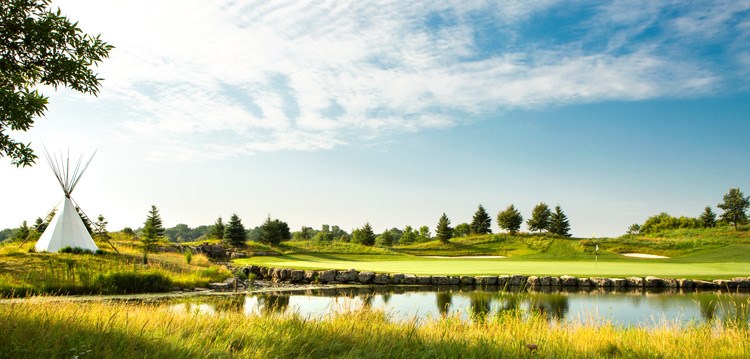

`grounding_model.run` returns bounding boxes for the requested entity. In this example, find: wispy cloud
[54,0,750,160]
